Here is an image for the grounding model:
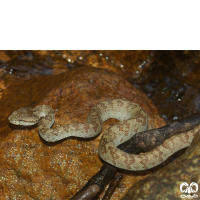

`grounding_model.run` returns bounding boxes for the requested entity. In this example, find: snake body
[8,99,198,171]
